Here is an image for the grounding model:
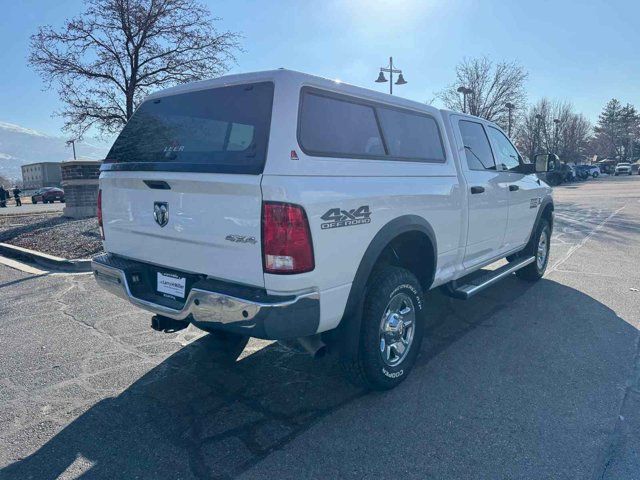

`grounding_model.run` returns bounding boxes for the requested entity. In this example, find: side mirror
[534,153,559,173]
